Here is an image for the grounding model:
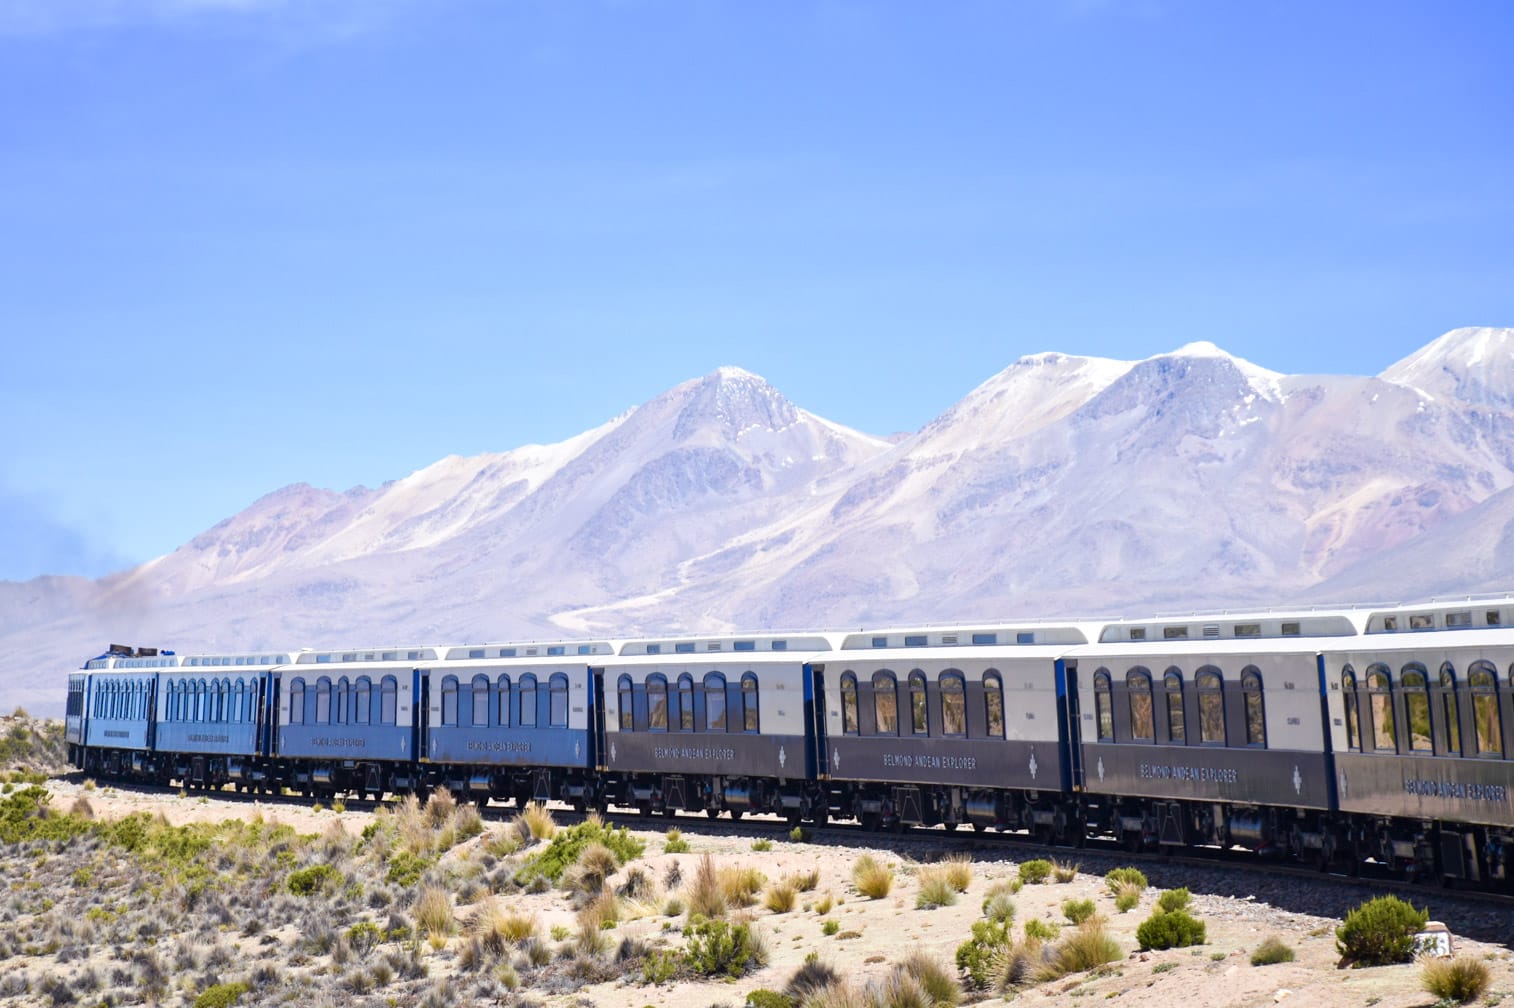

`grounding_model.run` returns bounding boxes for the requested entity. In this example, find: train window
[735,641,756,652]
[1234,623,1260,637]
[1094,670,1113,741]
[1196,668,1224,744]
[906,635,928,647]
[1401,665,1430,752]
[1242,667,1265,747]
[772,640,788,651]
[547,647,565,657]
[872,637,888,648]
[355,677,371,725]
[1447,611,1472,628]
[335,677,349,725]
[1163,627,1188,640]
[618,676,633,731]
[675,643,695,654]
[1439,664,1459,754]
[704,673,727,732]
[1341,667,1359,750]
[941,672,966,736]
[1487,611,1502,627]
[984,672,1004,738]
[550,674,569,727]
[646,644,661,655]
[229,680,241,723]
[519,675,538,727]
[1127,668,1154,741]
[678,674,695,731]
[841,673,859,735]
[468,649,485,660]
[873,671,899,735]
[440,676,459,727]
[909,671,928,734]
[973,633,997,646]
[1016,632,1034,644]
[472,675,490,727]
[1382,617,1398,631]
[648,675,669,731]
[1470,662,1502,756]
[1366,665,1395,751]
[1409,614,1434,629]
[315,677,331,724]
[1128,628,1146,641]
[742,673,759,732]
[1164,669,1184,743]
[497,675,511,726]
[381,676,397,725]
[1281,622,1300,636]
